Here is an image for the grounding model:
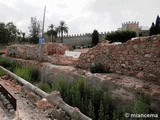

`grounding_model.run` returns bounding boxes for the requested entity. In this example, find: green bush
[0,52,3,56]
[13,66,39,82]
[13,67,32,81]
[0,57,39,82]
[89,63,110,73]
[38,82,52,92]
[132,94,149,114]
[28,67,39,82]
[50,77,157,120]
[0,57,19,71]
[51,77,116,120]
[0,69,5,76]
[106,30,136,43]
[0,57,11,68]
